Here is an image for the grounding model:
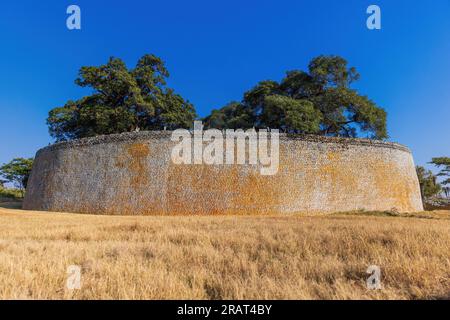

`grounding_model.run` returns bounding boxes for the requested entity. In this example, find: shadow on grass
[428,291,450,300]
[333,210,450,220]
[0,201,23,209]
